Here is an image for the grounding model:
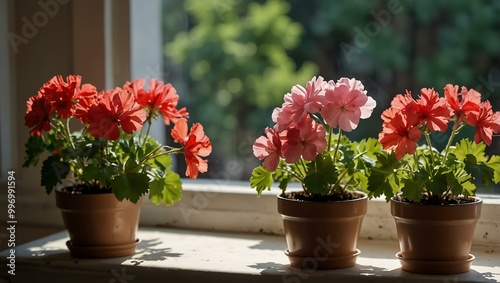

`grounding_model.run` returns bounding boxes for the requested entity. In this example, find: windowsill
[4,179,500,247]
[1,227,498,282]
